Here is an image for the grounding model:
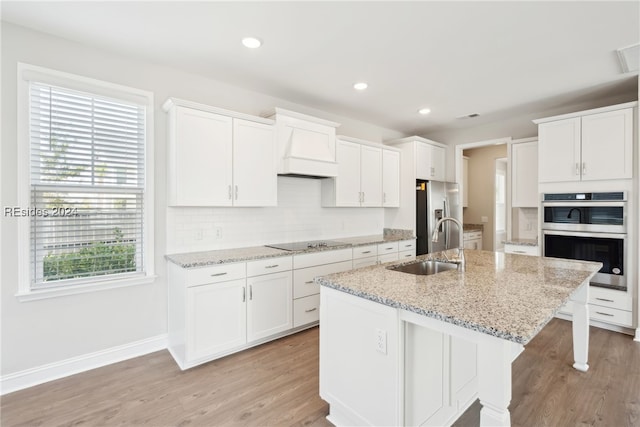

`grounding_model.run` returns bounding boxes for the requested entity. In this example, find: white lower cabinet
[246,270,293,342]
[186,279,247,362]
[292,249,352,327]
[169,256,294,370]
[169,240,421,369]
[558,286,633,329]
